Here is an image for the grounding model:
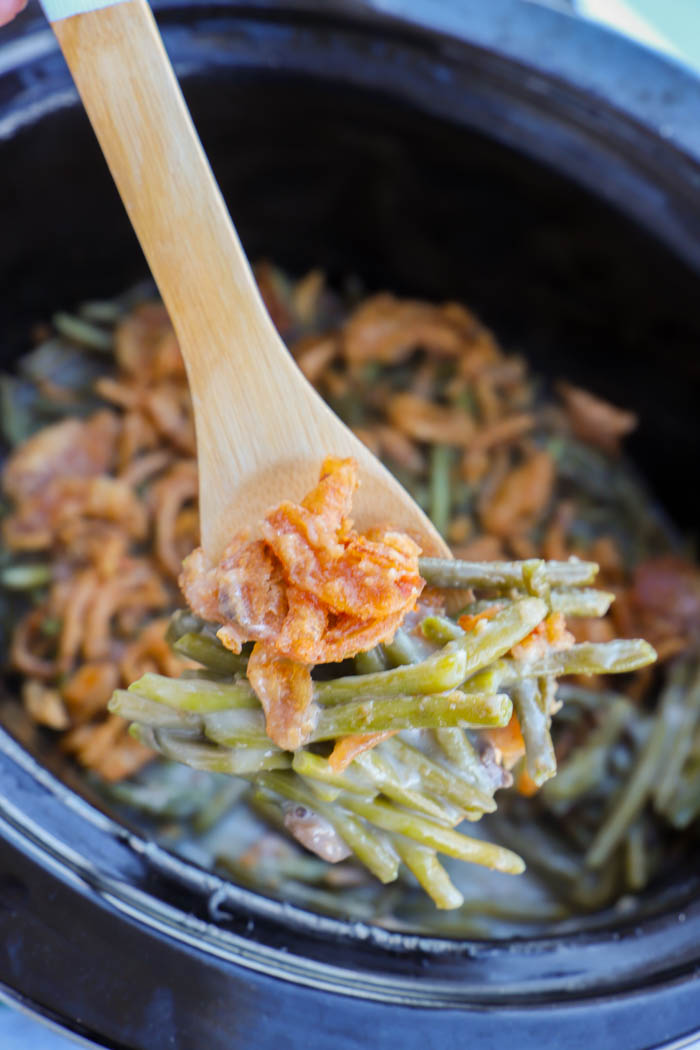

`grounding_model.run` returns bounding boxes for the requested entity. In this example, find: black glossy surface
[0,2,699,1047]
